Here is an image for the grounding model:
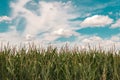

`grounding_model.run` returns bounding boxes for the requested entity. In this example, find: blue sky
[0,0,120,49]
